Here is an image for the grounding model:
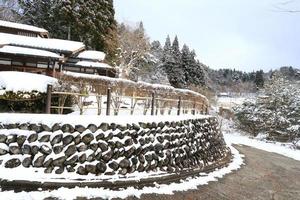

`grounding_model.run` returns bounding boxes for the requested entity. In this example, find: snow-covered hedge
[0,72,58,113]
[234,73,300,142]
